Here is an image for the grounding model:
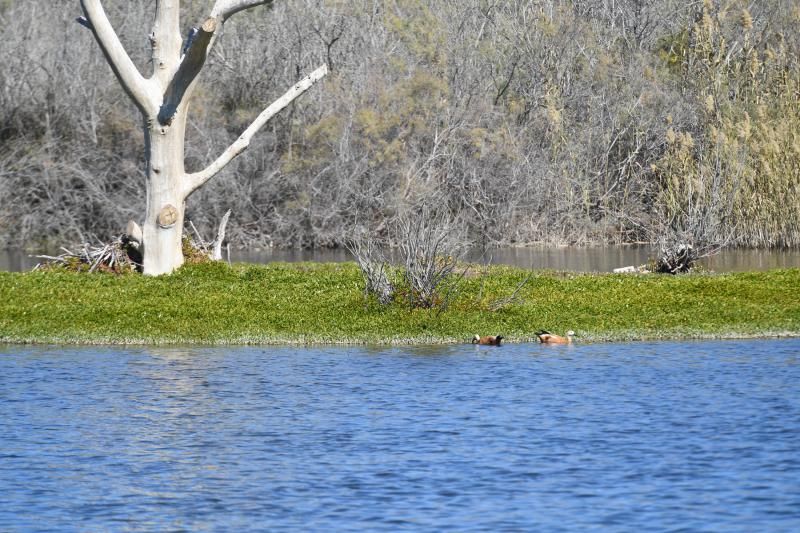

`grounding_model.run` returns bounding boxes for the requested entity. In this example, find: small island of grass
[1,261,798,345]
